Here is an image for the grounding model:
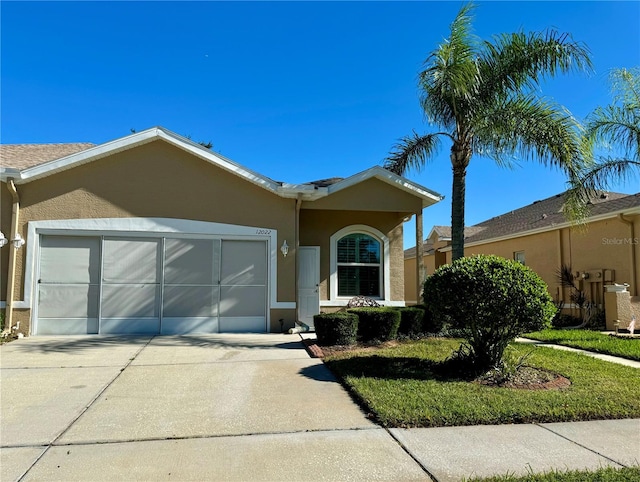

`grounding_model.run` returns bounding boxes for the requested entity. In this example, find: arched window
[336,233,381,298]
